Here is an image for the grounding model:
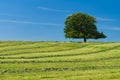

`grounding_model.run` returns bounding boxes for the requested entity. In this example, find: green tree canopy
[64,12,107,42]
